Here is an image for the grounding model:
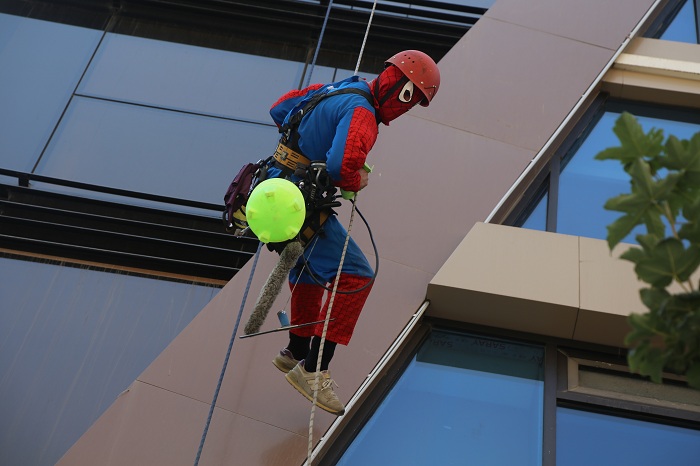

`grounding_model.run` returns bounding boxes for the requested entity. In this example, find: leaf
[687,363,700,389]
[594,113,663,164]
[605,213,643,249]
[663,133,700,182]
[634,347,665,383]
[620,245,646,265]
[633,238,699,287]
[679,221,700,244]
[639,287,670,312]
[602,160,680,249]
